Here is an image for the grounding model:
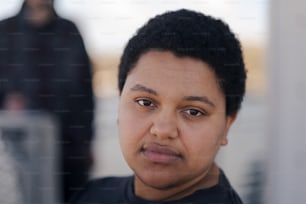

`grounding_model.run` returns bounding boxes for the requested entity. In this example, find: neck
[134,163,220,201]
[24,4,54,27]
